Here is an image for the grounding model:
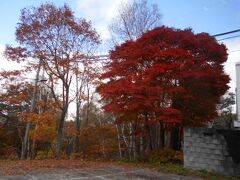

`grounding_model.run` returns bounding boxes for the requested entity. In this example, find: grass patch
[116,158,239,180]
[150,163,238,180]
